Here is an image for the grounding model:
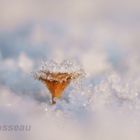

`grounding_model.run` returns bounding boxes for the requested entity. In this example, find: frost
[34,59,85,81]
[92,72,140,111]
